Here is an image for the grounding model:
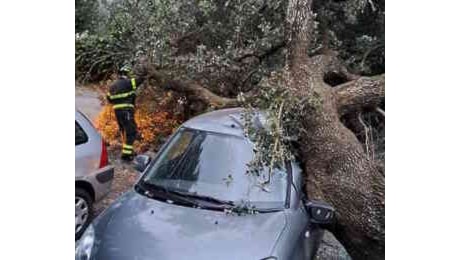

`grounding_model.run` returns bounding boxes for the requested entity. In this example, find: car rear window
[75,121,88,145]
